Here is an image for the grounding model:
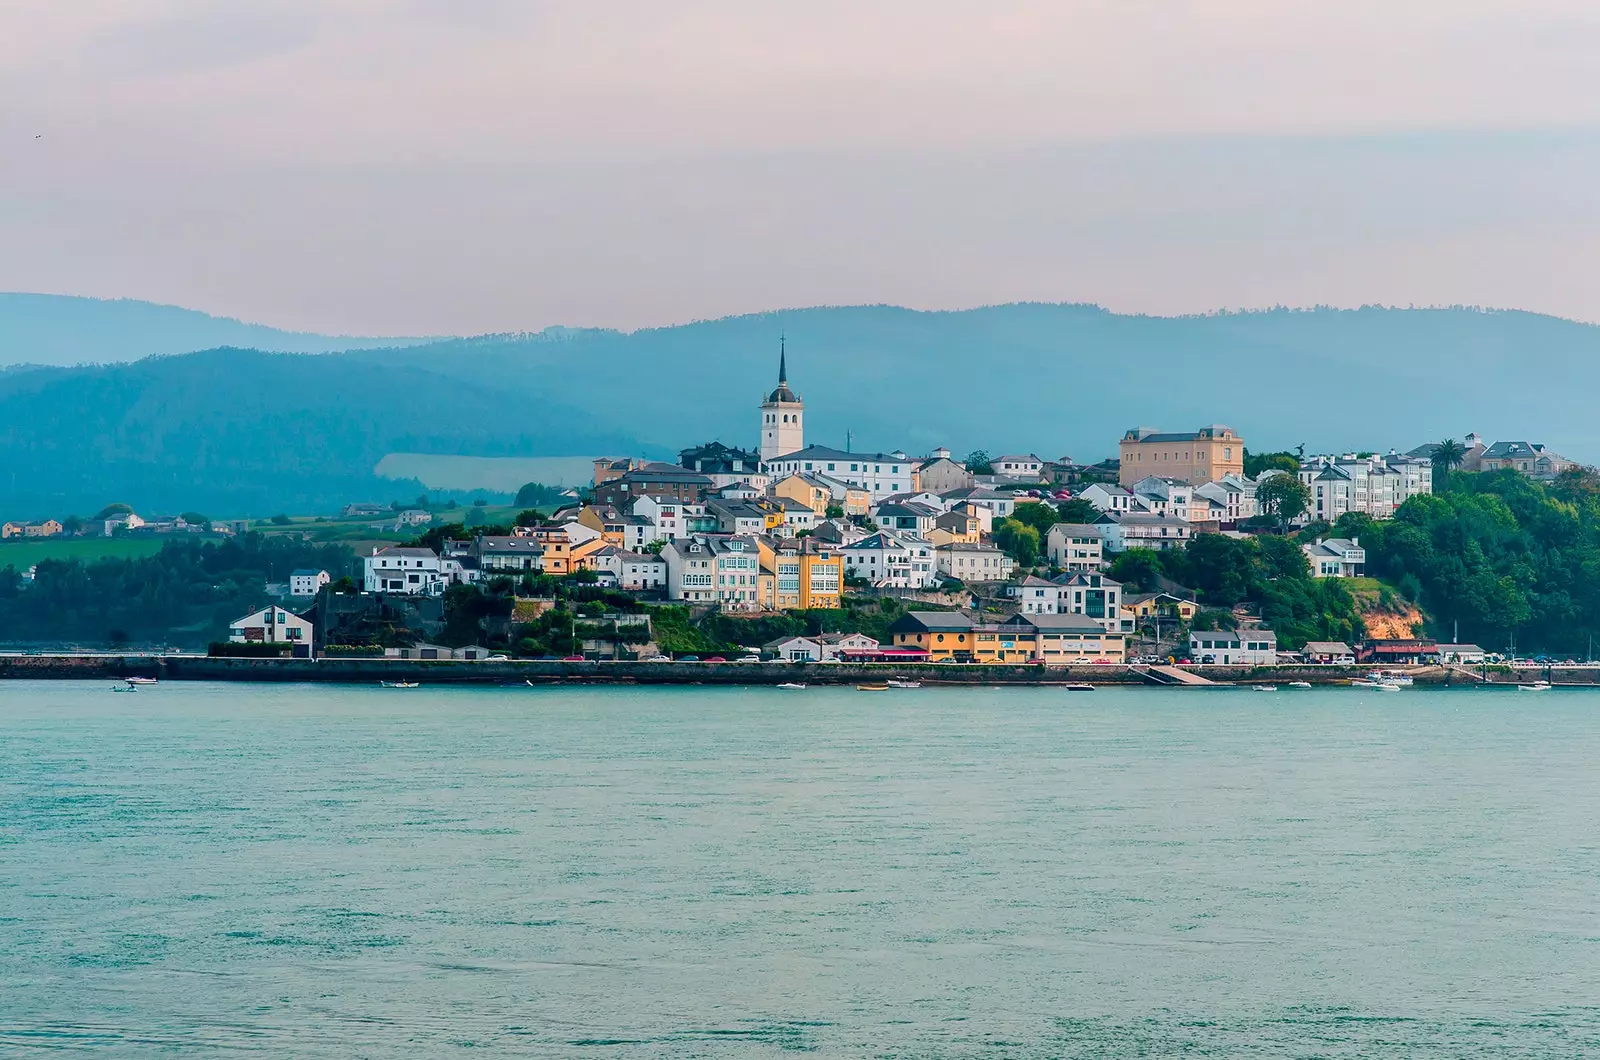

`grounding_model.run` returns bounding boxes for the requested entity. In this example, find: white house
[871,500,942,537]
[1096,514,1192,552]
[1303,537,1366,578]
[762,446,915,501]
[1016,575,1067,614]
[935,542,1015,583]
[102,512,146,536]
[840,531,938,589]
[288,569,330,597]
[363,546,450,594]
[1046,523,1105,571]
[395,509,433,528]
[591,546,668,591]
[1053,571,1127,632]
[1194,475,1258,523]
[1128,476,1193,521]
[1080,483,1135,515]
[763,632,879,662]
[662,534,764,609]
[1189,629,1278,665]
[938,487,1016,520]
[992,454,1045,478]
[229,605,313,649]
